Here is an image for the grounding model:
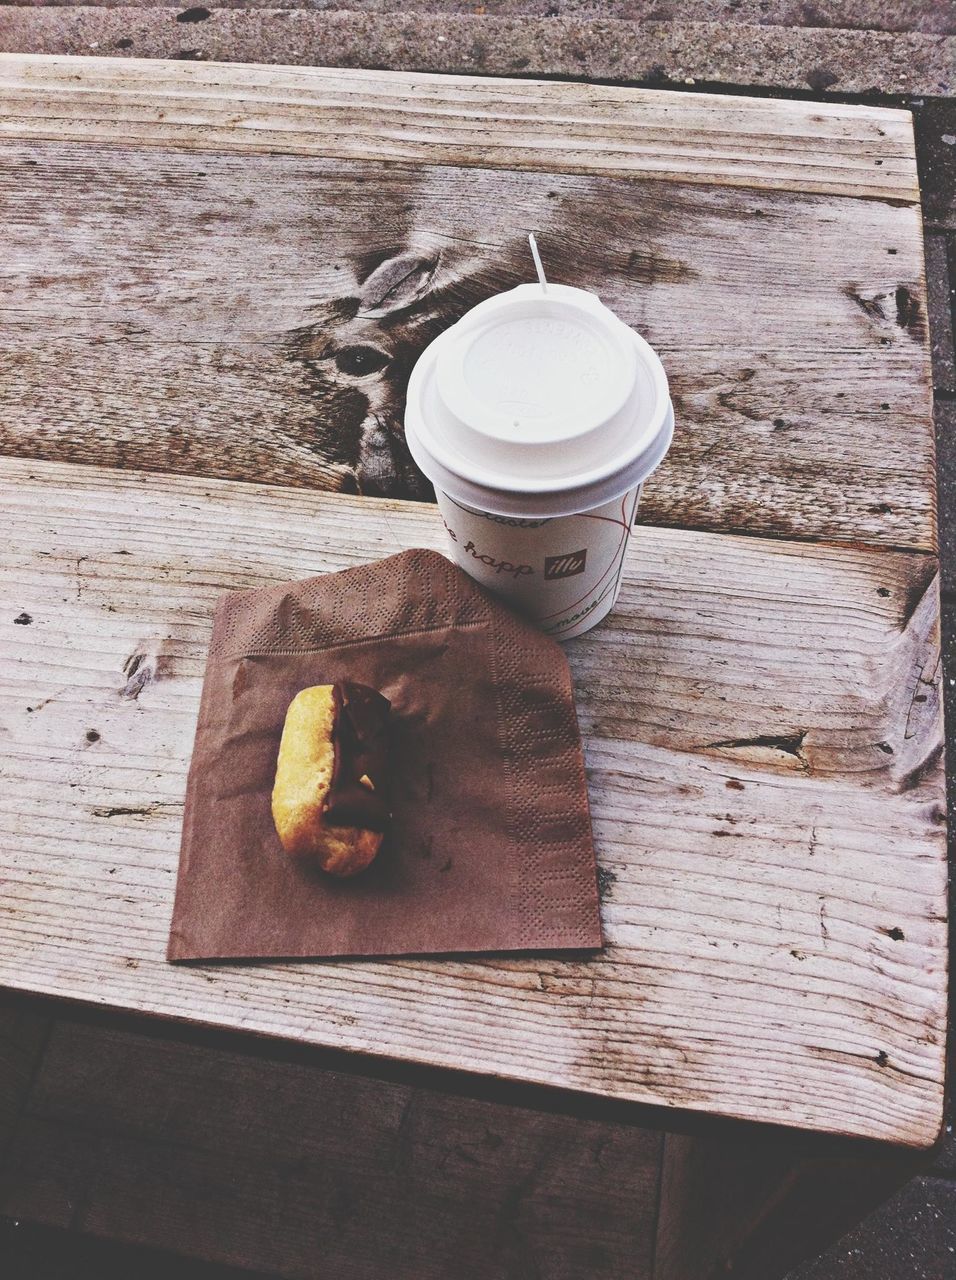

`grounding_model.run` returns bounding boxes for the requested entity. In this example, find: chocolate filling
[324,681,391,832]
